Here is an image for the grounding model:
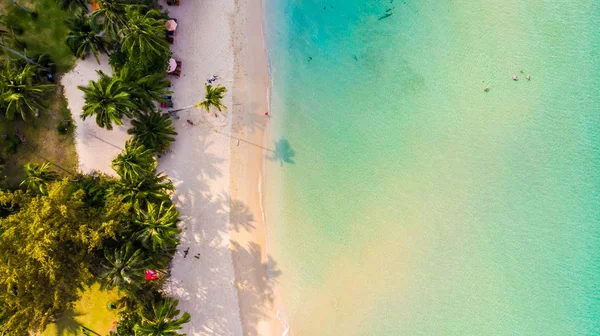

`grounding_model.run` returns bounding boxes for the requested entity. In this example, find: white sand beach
[61,0,280,335]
